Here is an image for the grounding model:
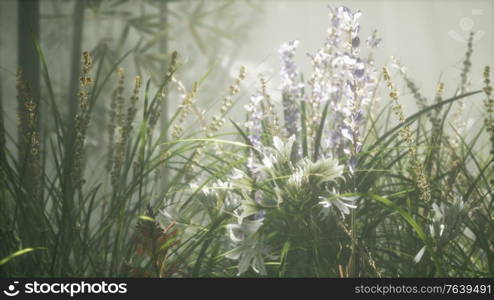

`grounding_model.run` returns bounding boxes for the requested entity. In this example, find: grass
[0,42,242,277]
[1,5,493,278]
